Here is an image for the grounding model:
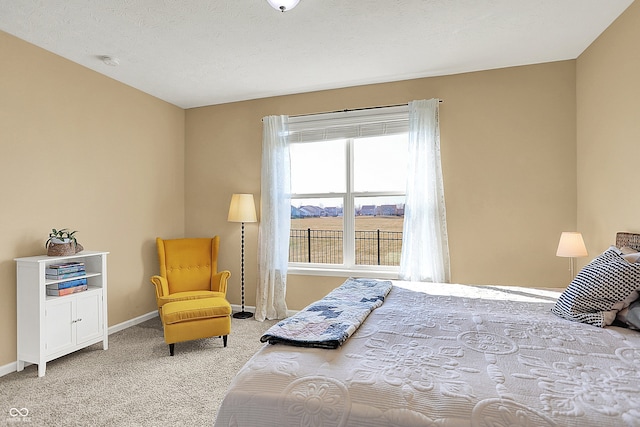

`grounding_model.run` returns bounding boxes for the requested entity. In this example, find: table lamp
[556,231,588,279]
